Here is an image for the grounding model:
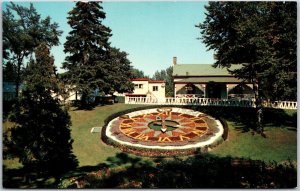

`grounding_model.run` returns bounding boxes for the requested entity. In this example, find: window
[135,84,143,89]
[153,86,158,91]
